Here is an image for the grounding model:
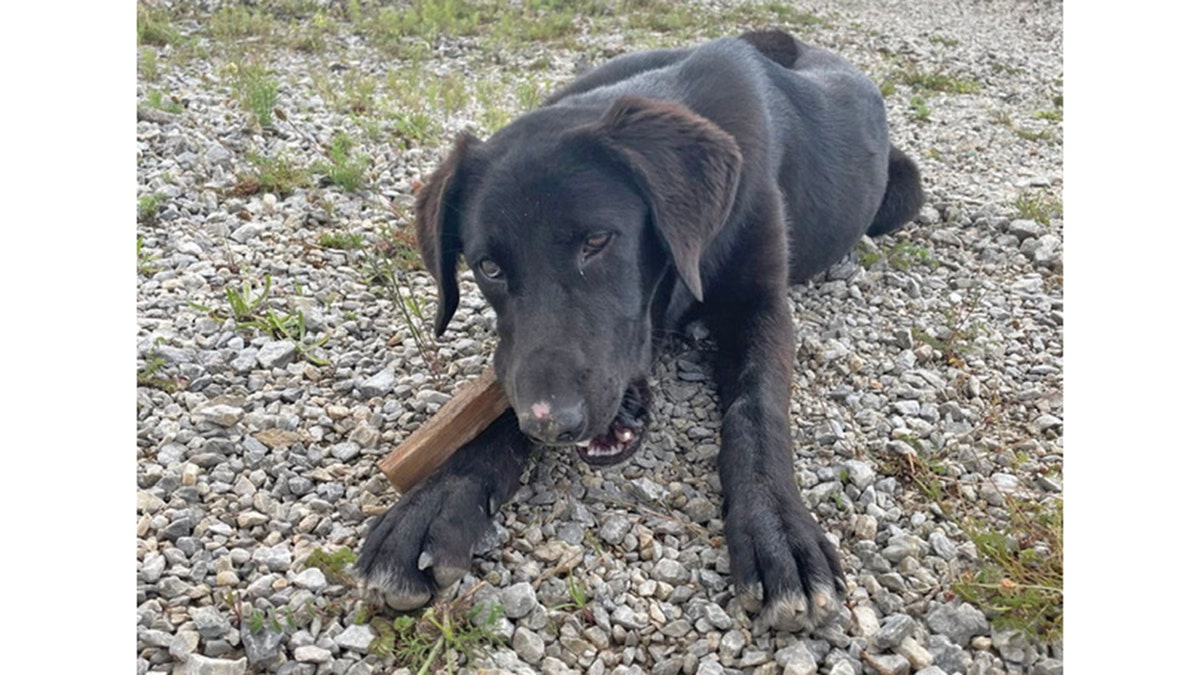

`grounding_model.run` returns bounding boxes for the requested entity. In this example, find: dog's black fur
[359,30,923,631]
